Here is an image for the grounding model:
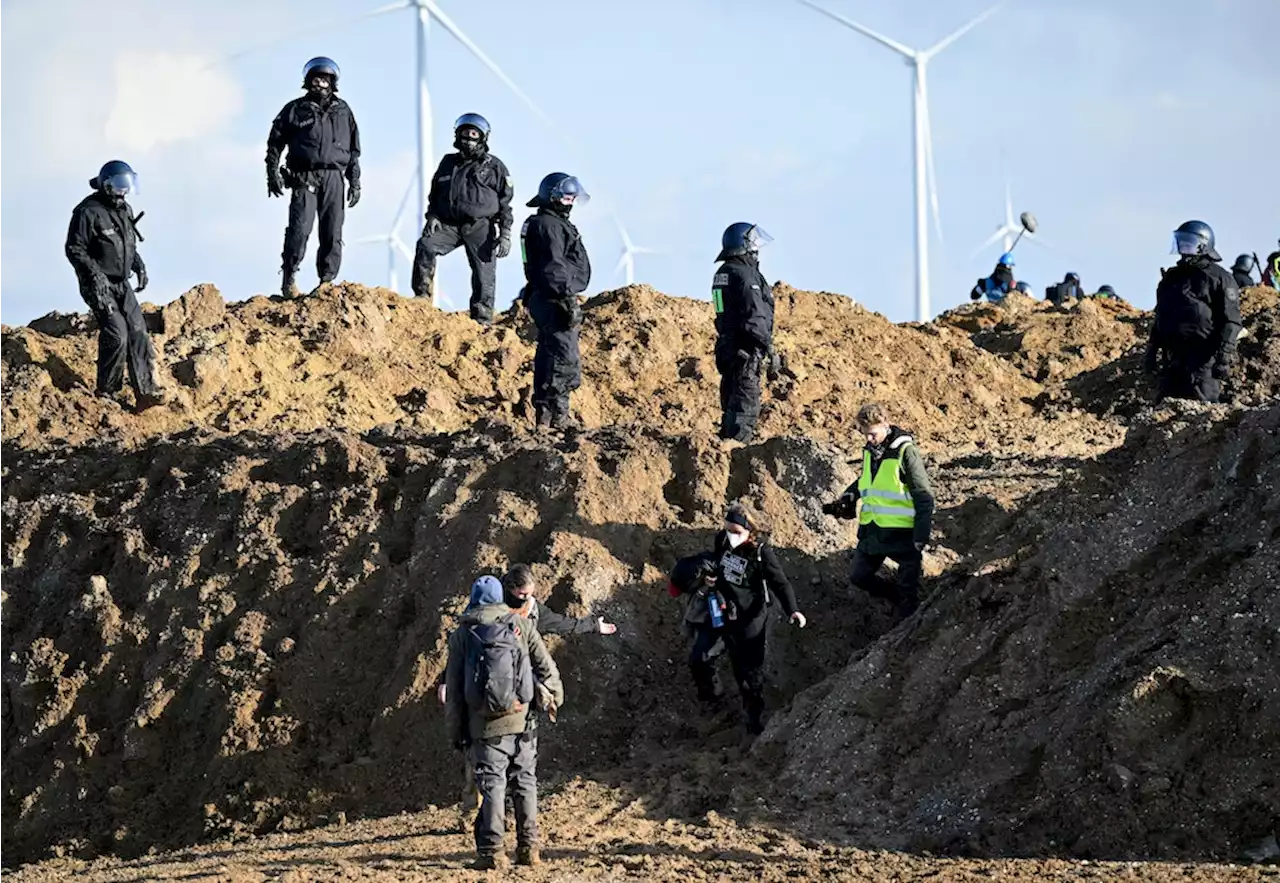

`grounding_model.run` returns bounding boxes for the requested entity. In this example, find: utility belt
[283,165,344,190]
